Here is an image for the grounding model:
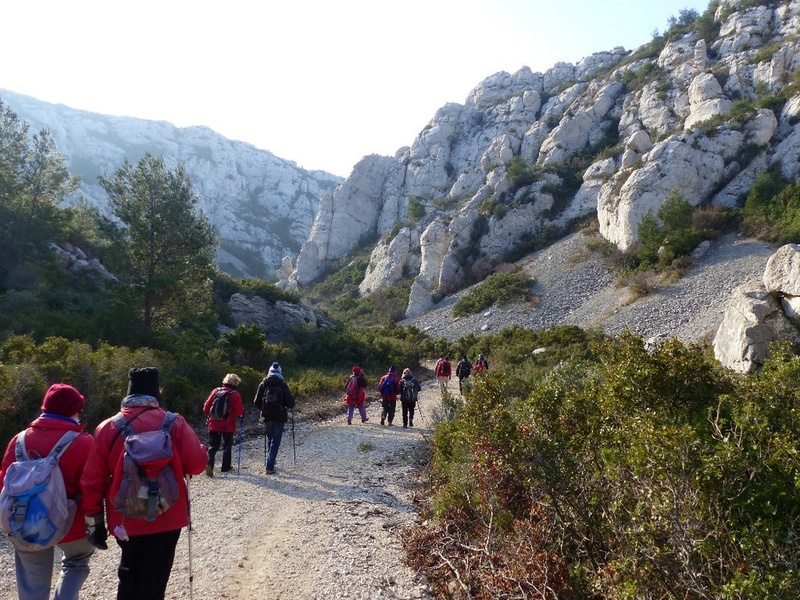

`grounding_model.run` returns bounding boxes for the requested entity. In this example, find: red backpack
[345,375,360,402]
